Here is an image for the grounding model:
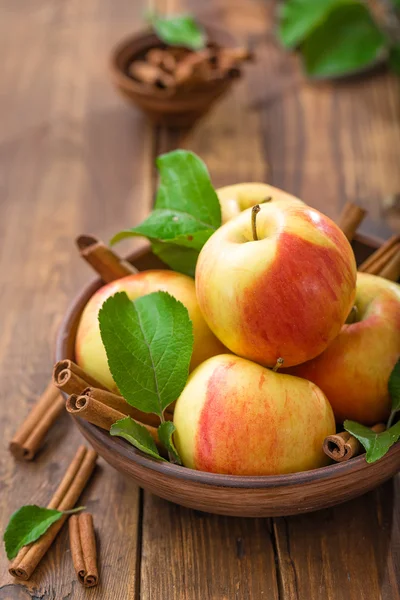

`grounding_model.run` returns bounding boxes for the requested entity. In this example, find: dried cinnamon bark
[323,424,386,462]
[358,235,400,274]
[66,394,163,452]
[69,513,98,587]
[9,382,64,460]
[76,235,137,282]
[81,387,172,427]
[53,359,109,395]
[337,201,367,241]
[9,446,97,580]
